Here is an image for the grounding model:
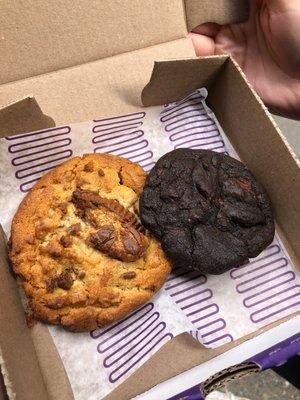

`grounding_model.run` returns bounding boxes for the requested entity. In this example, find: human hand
[189,0,300,119]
